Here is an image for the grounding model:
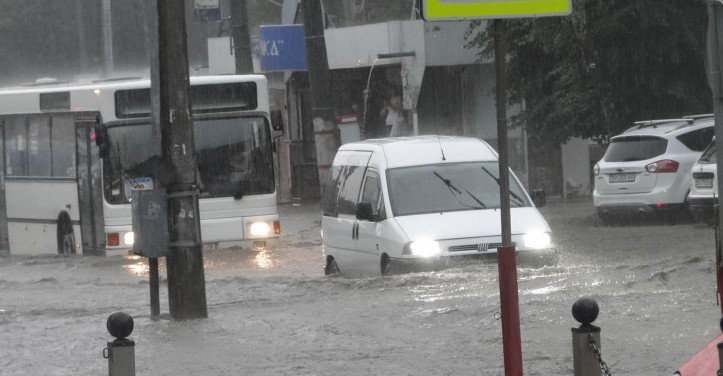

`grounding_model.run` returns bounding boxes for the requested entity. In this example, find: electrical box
[131,189,169,258]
